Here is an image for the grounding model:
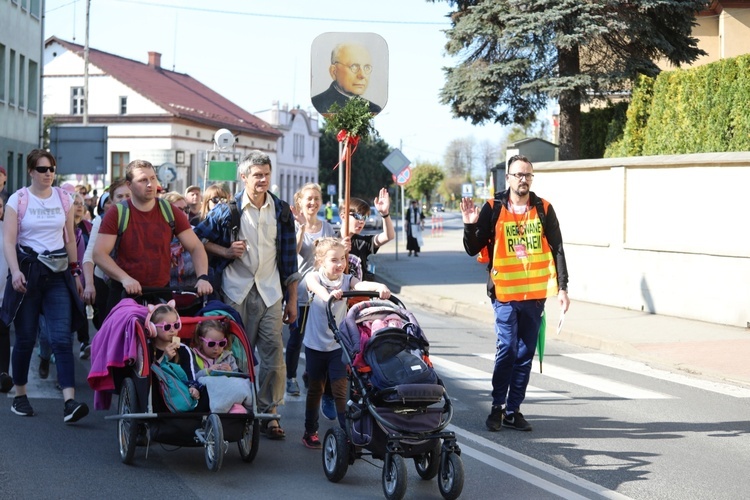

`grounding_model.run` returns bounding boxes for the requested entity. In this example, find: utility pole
[82,0,90,126]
